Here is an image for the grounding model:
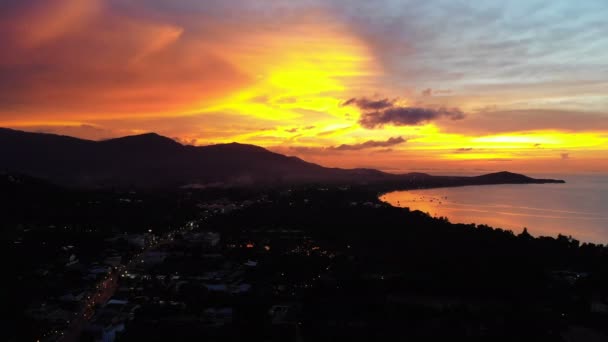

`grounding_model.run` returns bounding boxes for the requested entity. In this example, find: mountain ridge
[0,128,565,188]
